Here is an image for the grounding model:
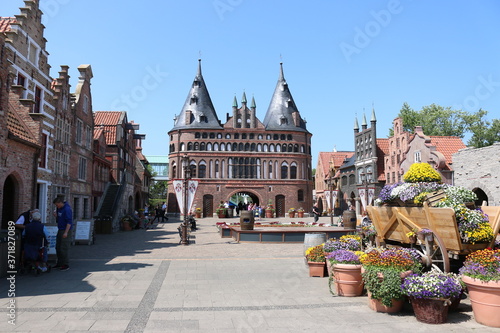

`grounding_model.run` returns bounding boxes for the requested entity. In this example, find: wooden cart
[366,203,500,272]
